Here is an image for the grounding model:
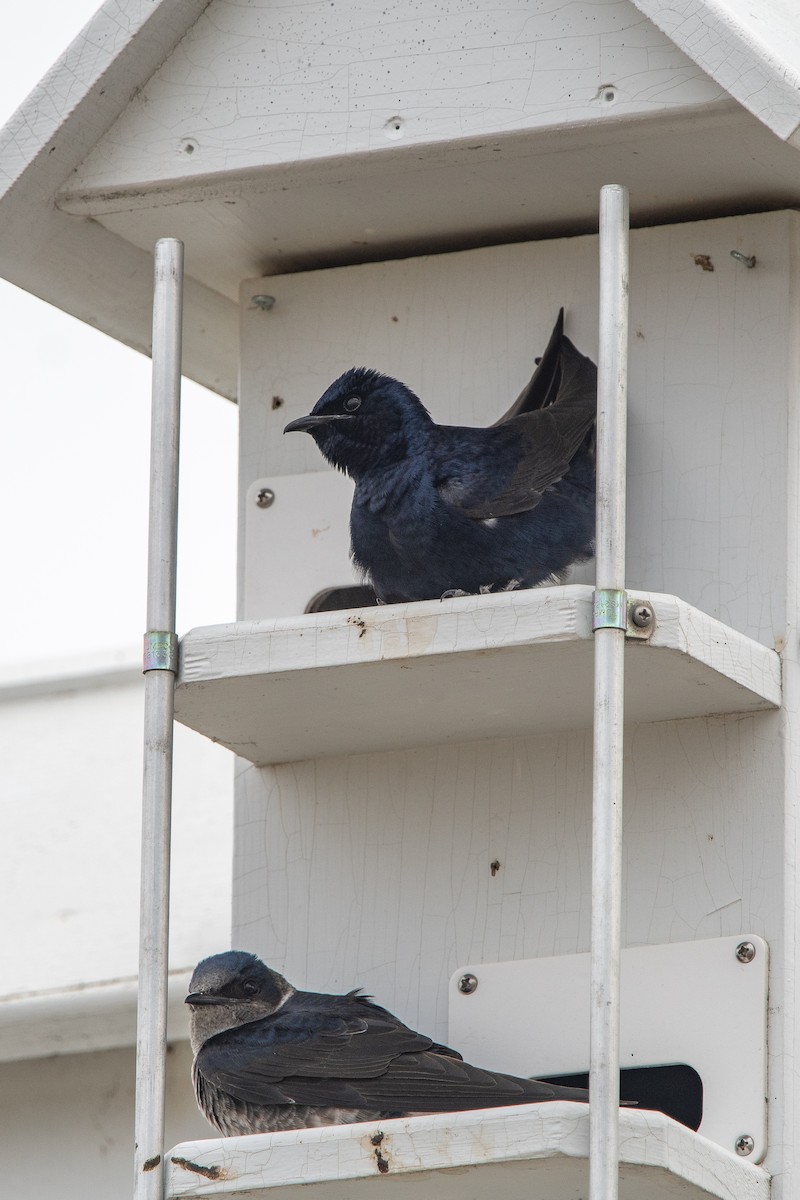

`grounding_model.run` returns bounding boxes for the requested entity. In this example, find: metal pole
[134,238,184,1200]
[590,185,629,1200]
